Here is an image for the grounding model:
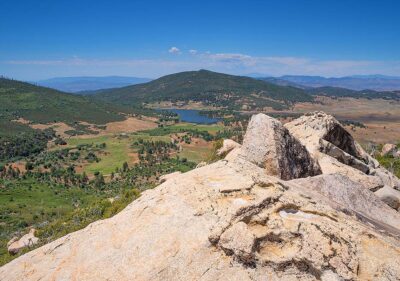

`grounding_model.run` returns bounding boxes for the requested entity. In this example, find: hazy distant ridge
[261,75,400,91]
[37,76,151,93]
